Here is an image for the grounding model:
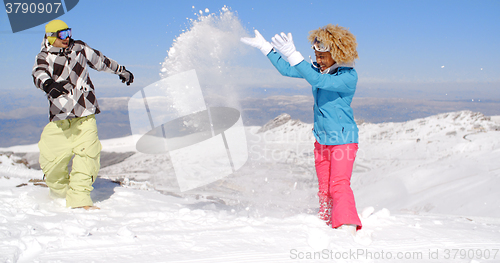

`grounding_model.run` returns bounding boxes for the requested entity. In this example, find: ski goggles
[311,37,330,52]
[46,28,72,40]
